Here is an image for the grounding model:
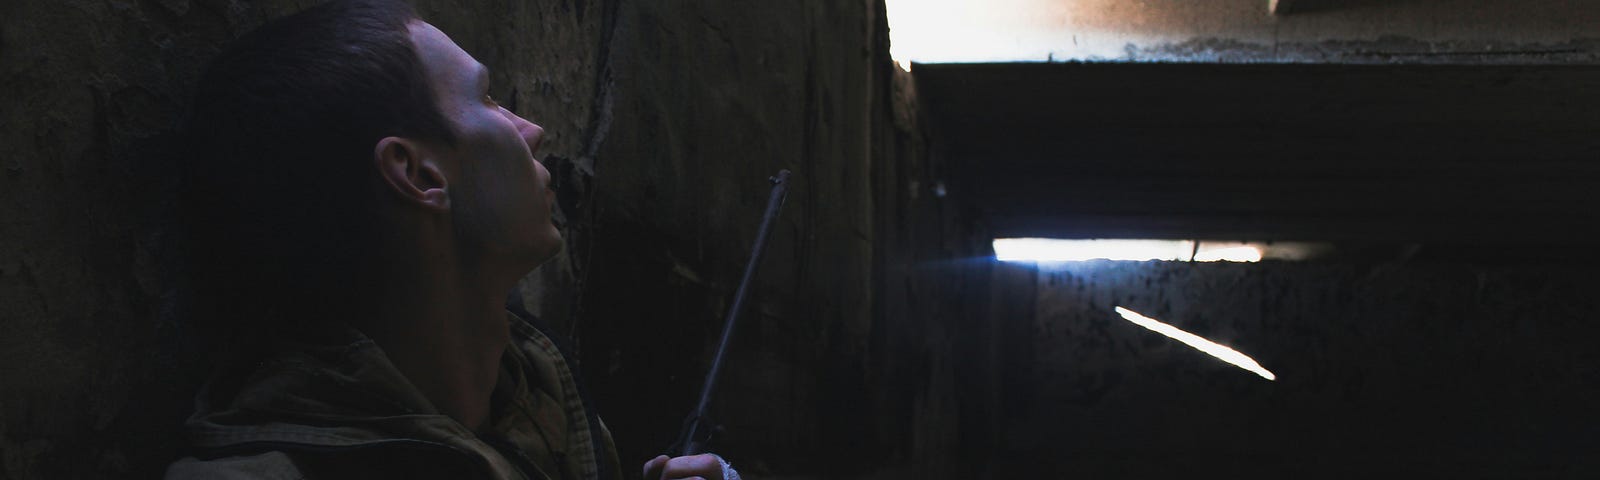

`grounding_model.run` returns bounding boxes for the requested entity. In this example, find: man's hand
[642,453,741,480]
